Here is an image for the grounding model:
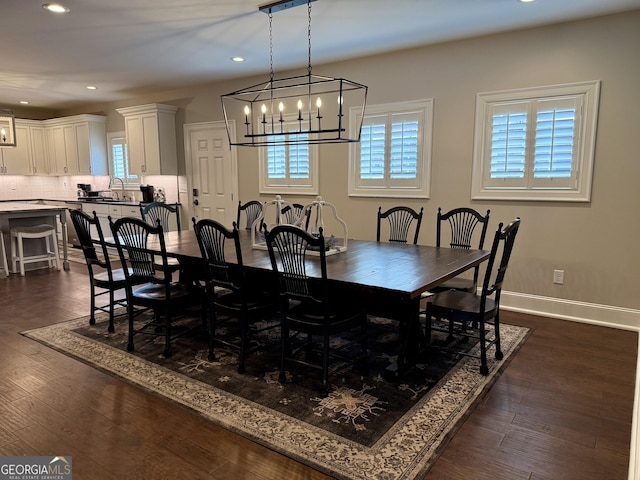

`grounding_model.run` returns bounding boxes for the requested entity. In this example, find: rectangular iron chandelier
[221,0,367,147]
[0,109,17,147]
